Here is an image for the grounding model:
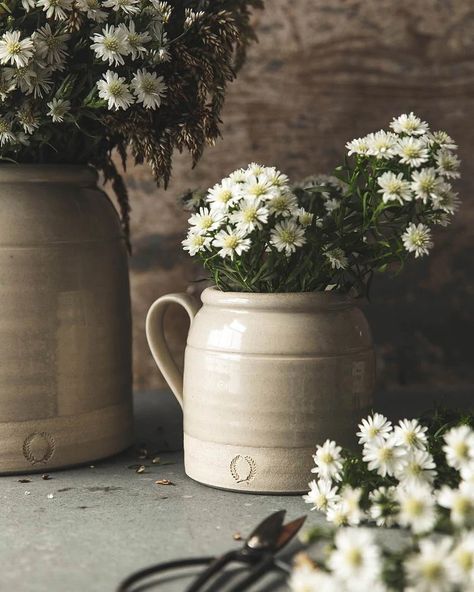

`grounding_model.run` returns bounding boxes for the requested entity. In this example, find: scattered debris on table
[136,465,146,474]
[155,479,175,486]
[42,474,52,480]
[47,493,54,499]
[233,532,242,541]
[18,479,31,483]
